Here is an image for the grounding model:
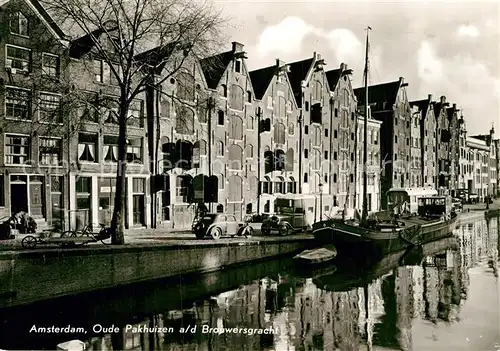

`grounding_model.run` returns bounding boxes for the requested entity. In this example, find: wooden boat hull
[293,247,337,265]
[313,214,458,260]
